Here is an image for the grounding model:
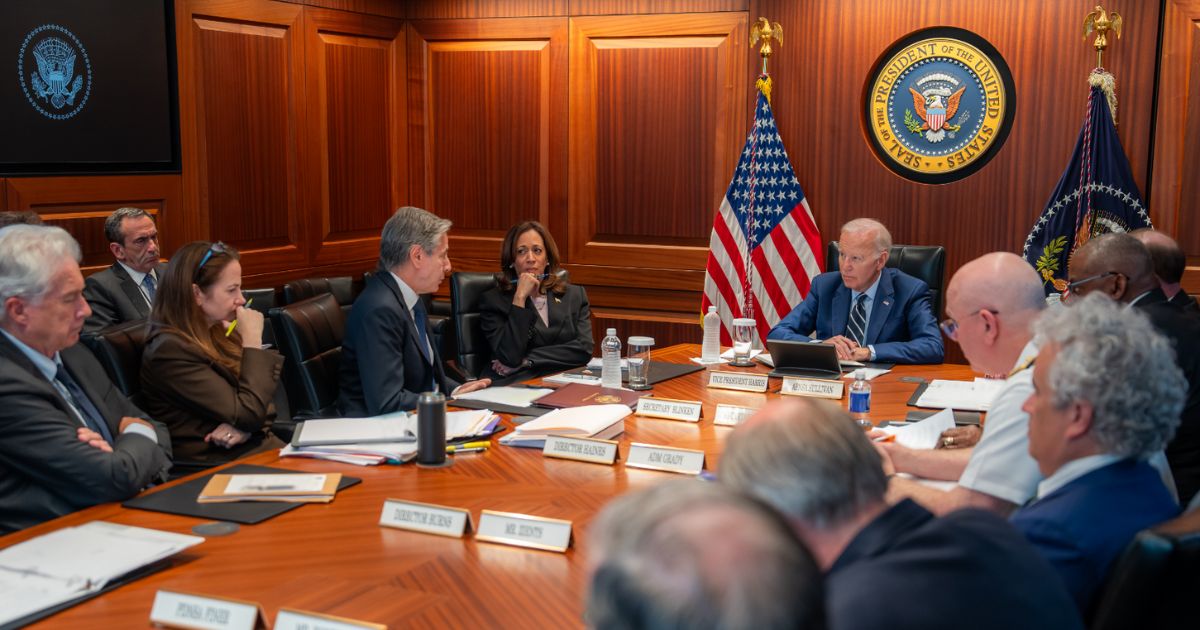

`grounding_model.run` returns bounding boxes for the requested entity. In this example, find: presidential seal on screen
[18,24,93,120]
[863,27,1014,184]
